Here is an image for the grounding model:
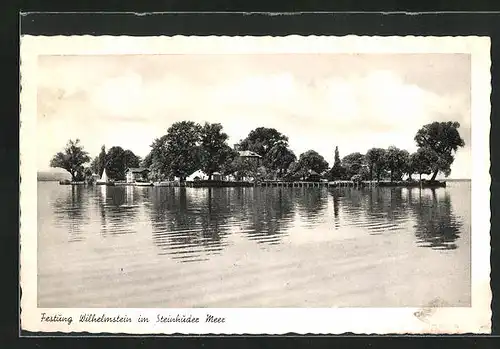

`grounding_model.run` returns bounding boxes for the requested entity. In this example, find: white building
[125,167,150,183]
[186,170,208,181]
